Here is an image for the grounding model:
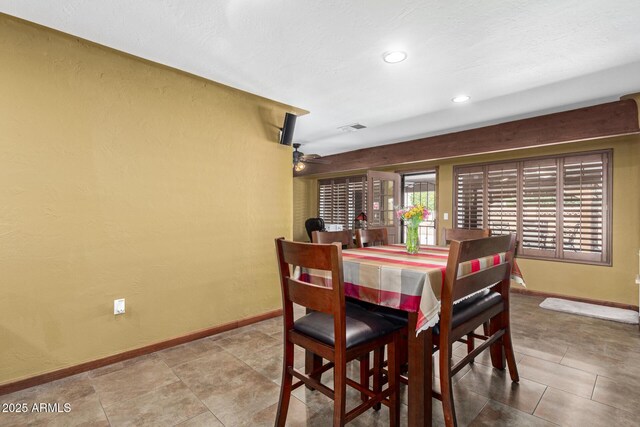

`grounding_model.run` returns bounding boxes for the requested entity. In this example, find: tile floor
[1,294,639,426]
